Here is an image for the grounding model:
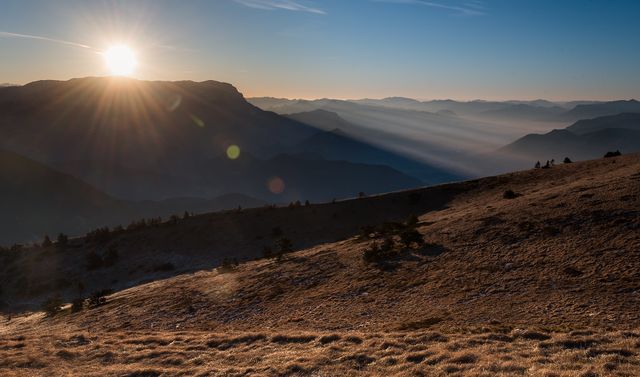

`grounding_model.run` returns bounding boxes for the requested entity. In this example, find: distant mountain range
[251,96,640,125]
[499,113,640,162]
[561,100,640,121]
